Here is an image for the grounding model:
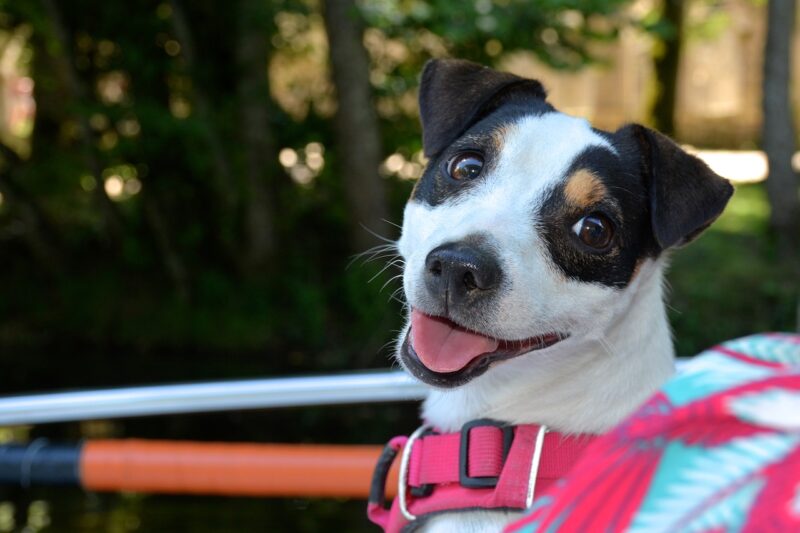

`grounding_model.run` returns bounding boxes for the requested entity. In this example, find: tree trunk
[0,148,62,273]
[237,1,278,272]
[323,0,390,252]
[169,0,244,273]
[142,190,189,299]
[651,0,685,137]
[41,0,123,244]
[168,0,237,212]
[762,0,799,258]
